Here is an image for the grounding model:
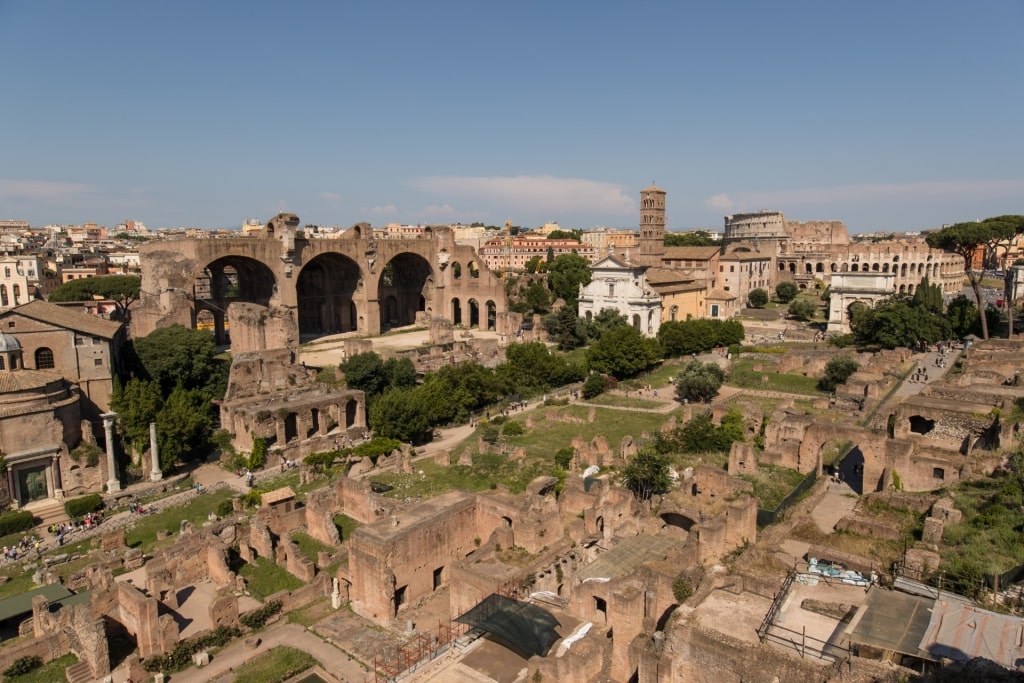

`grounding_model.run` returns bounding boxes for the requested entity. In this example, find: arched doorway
[378,253,433,330]
[468,299,480,328]
[297,253,362,337]
[486,300,497,331]
[452,298,462,325]
[194,256,277,345]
